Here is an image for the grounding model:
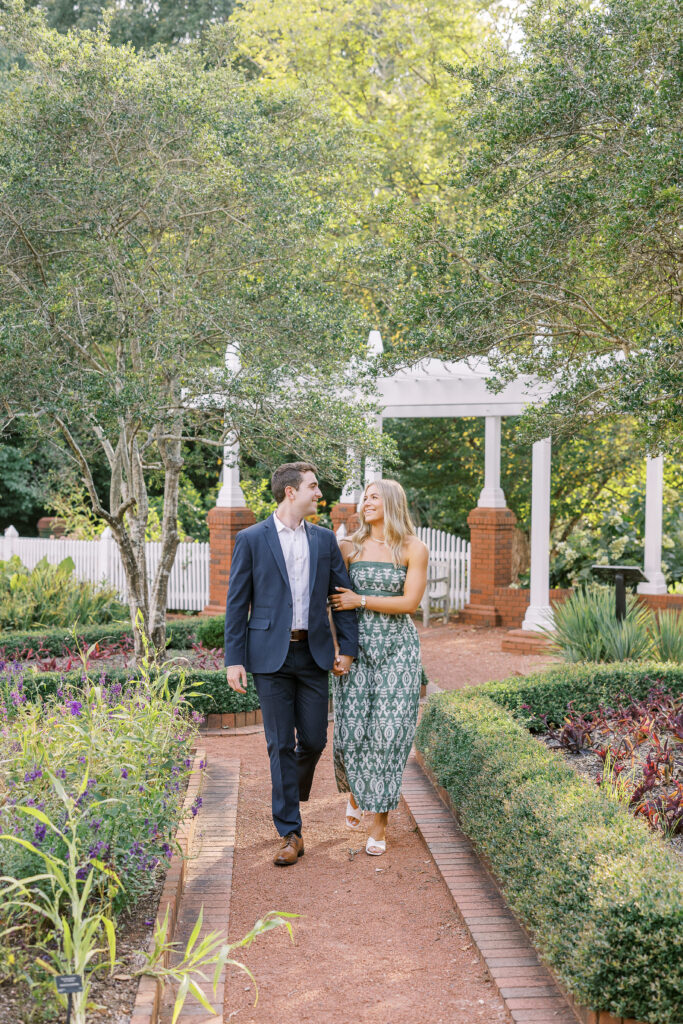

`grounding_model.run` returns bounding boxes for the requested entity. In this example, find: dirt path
[417,622,557,691]
[204,730,509,1024]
